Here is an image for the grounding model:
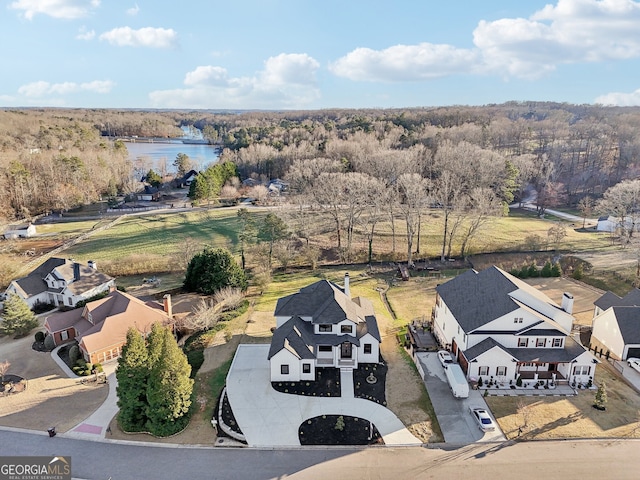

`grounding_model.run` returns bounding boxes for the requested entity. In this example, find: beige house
[44,289,173,364]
